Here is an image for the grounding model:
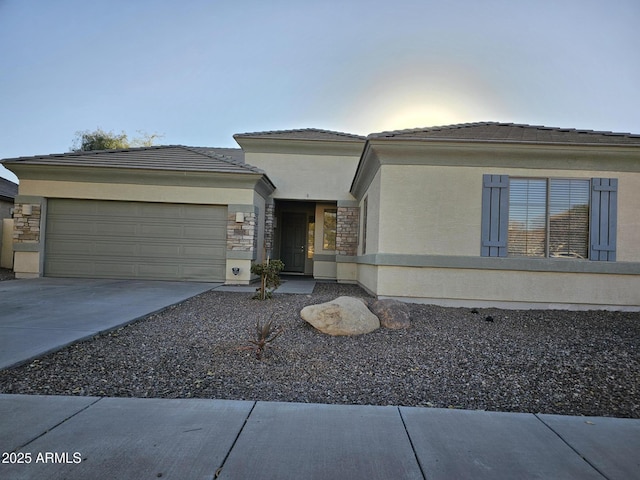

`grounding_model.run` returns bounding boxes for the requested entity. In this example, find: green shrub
[251,259,284,300]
